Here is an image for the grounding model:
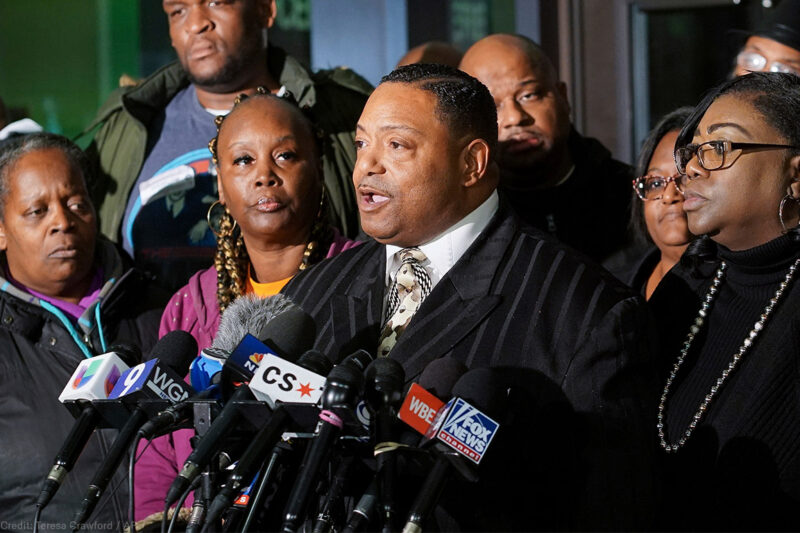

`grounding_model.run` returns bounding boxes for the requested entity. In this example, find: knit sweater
[650,234,800,530]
